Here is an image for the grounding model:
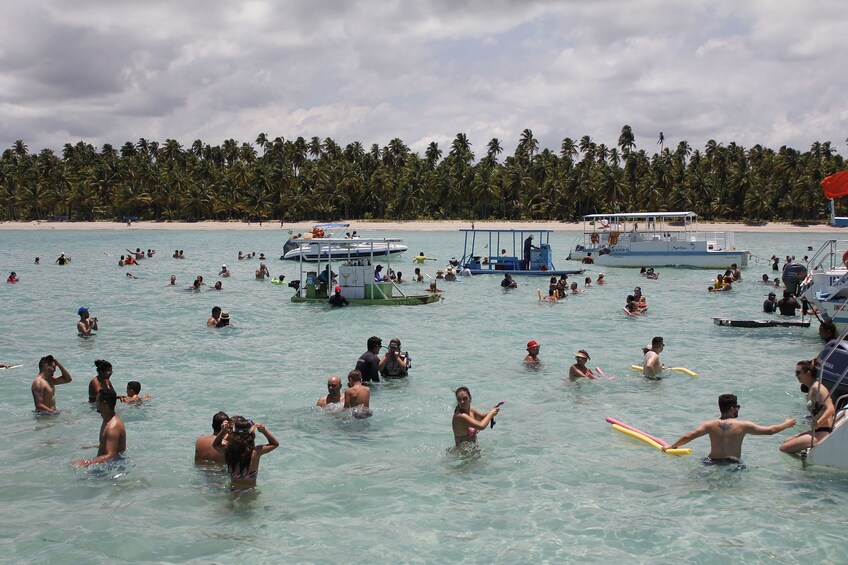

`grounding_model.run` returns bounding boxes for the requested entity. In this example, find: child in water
[120,381,151,403]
